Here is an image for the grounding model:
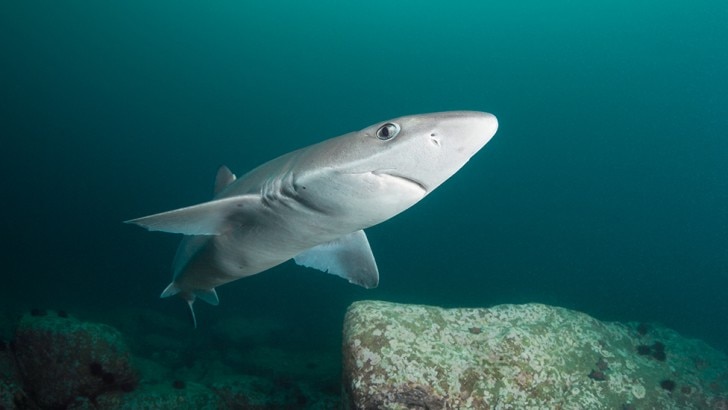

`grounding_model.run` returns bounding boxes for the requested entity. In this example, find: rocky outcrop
[13,310,138,408]
[342,301,728,409]
[2,307,340,409]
